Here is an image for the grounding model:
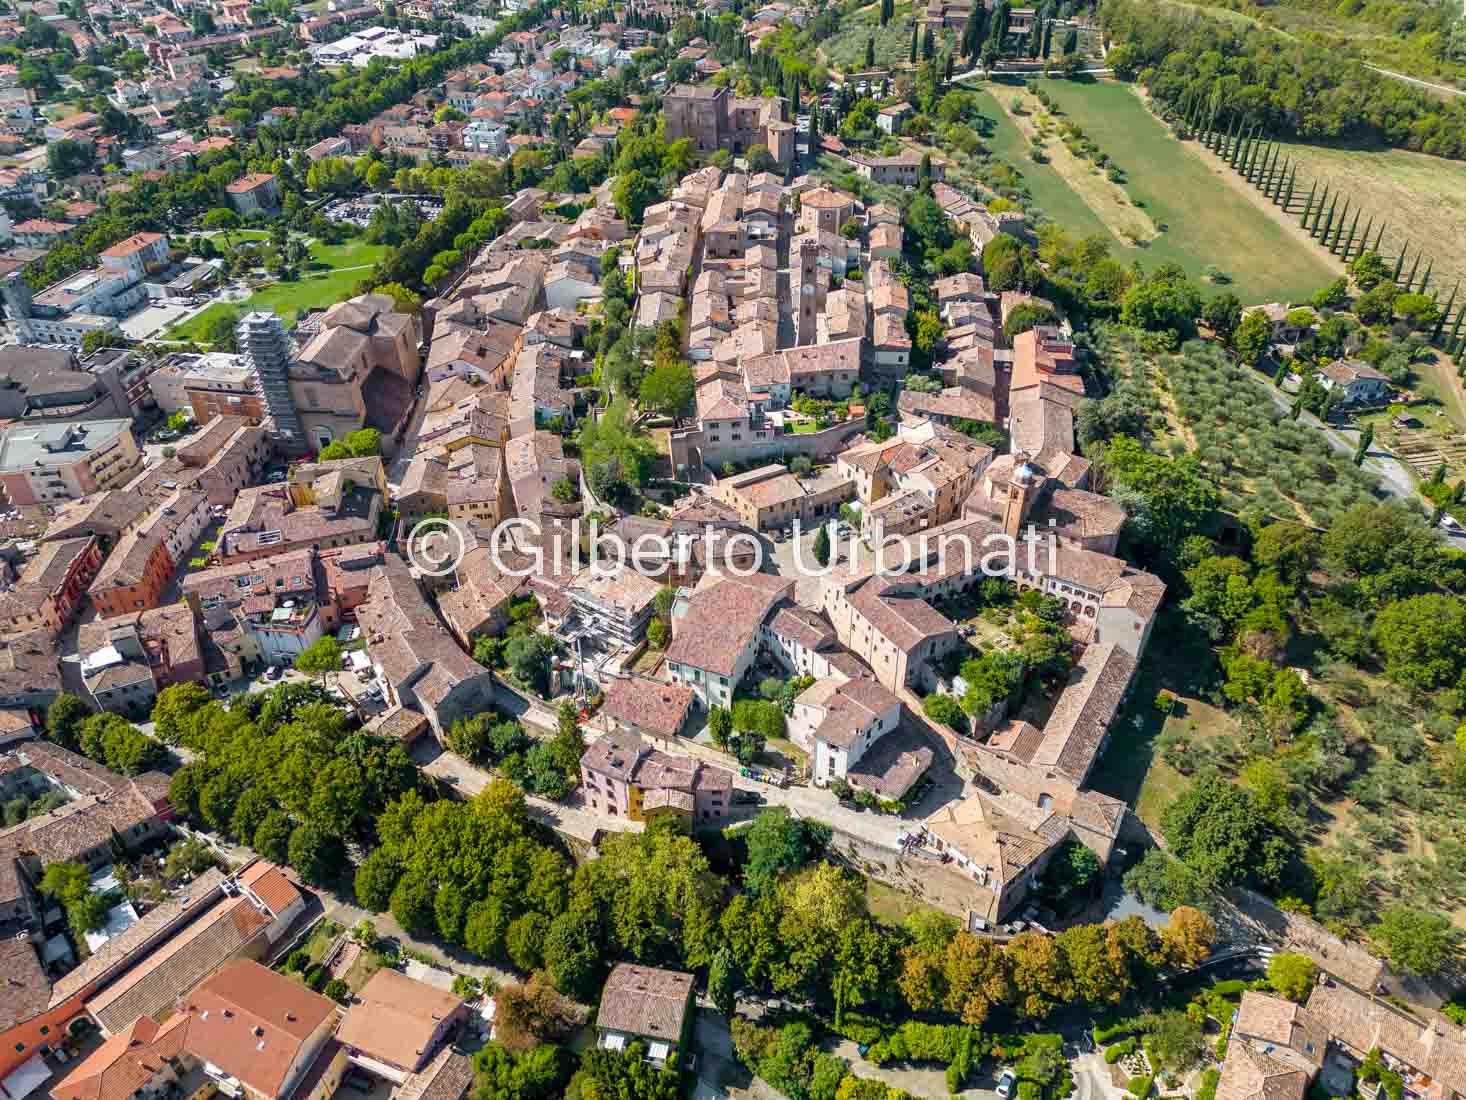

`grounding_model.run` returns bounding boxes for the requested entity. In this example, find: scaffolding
[238,311,307,454]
